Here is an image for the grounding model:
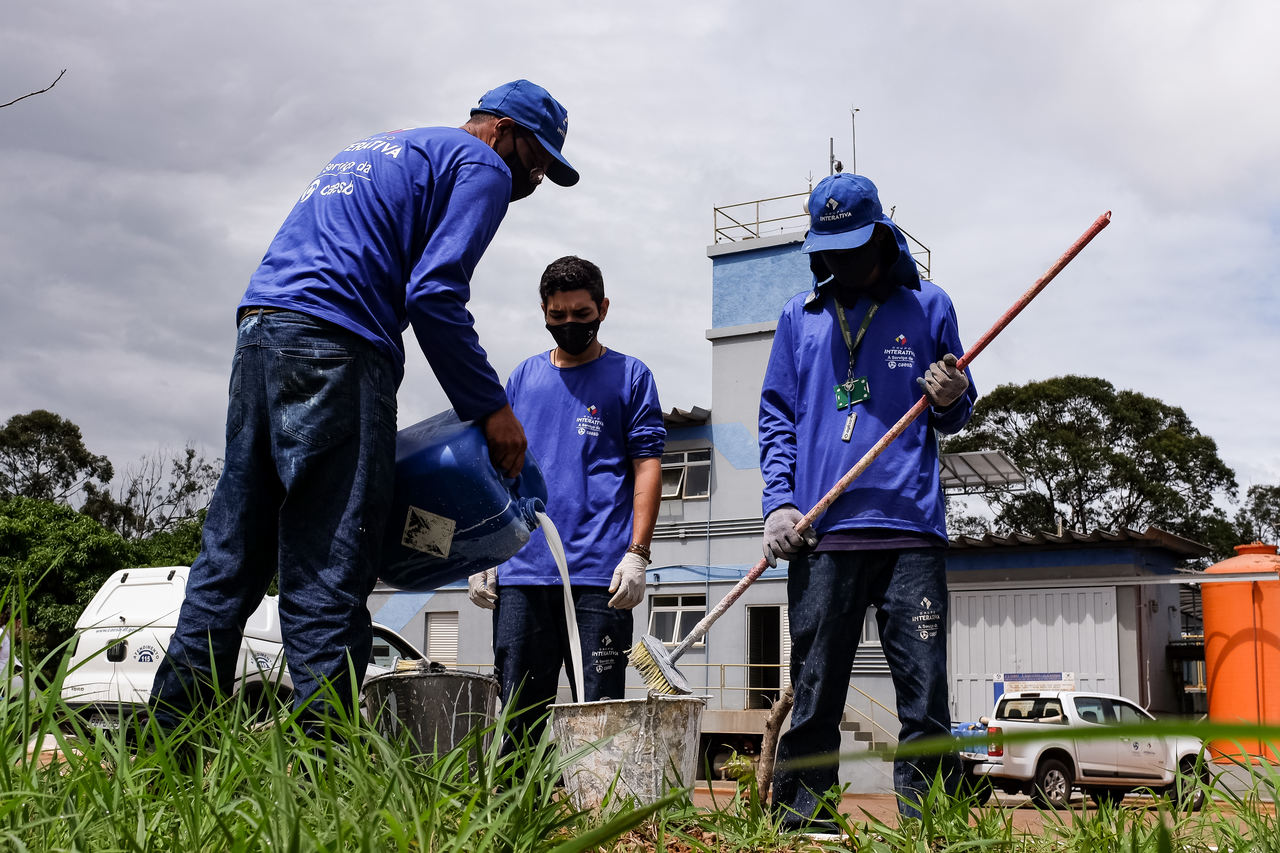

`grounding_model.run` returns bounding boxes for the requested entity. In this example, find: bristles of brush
[628,641,672,692]
[628,635,691,695]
